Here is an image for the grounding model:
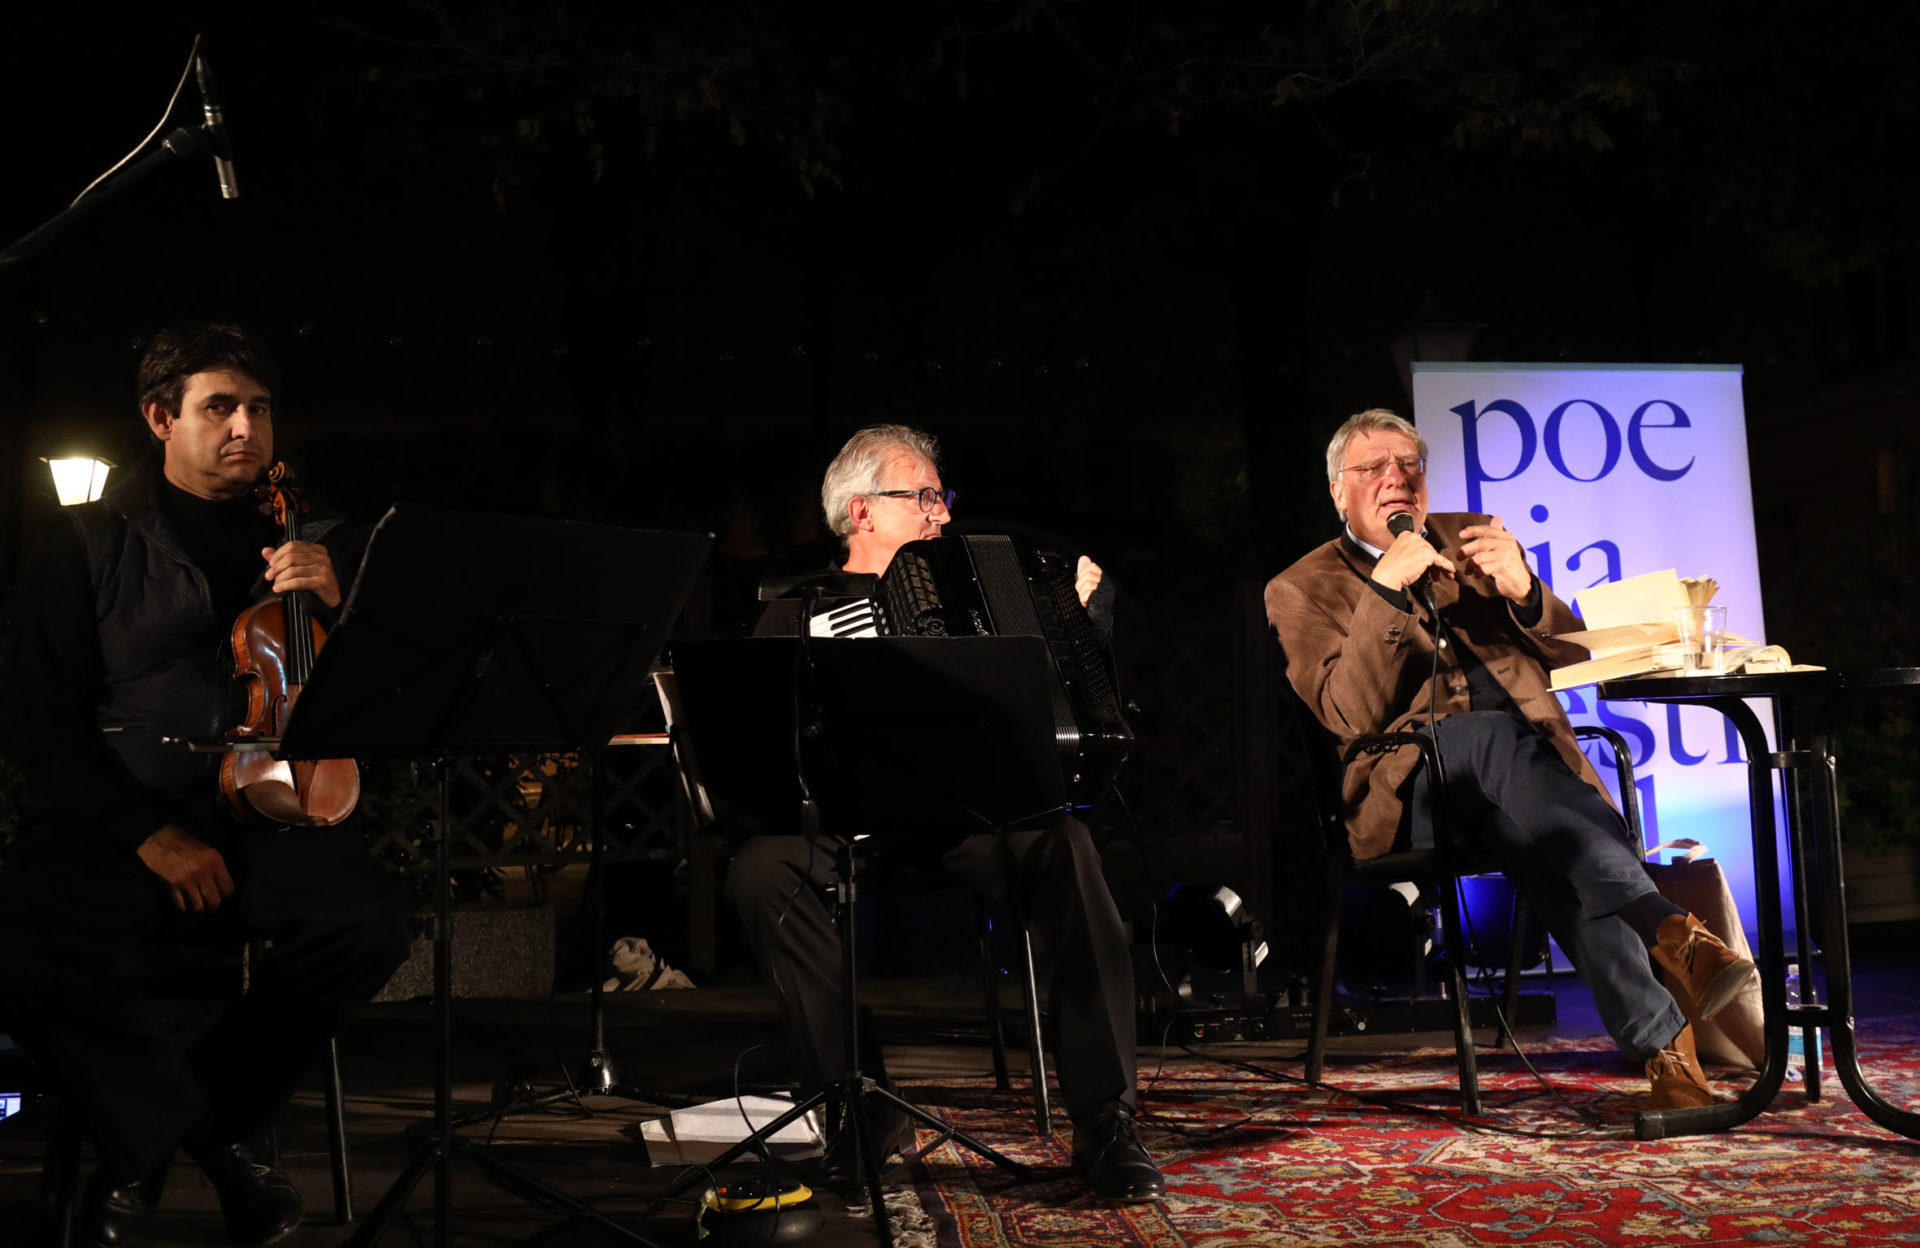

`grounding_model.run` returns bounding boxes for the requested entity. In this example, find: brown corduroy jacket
[1264,512,1612,860]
